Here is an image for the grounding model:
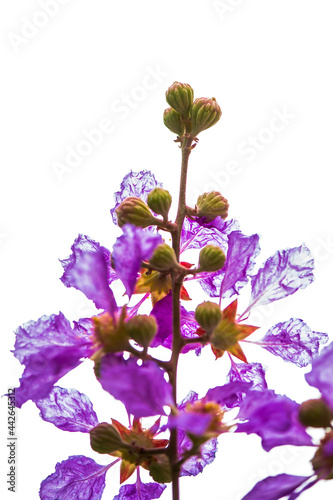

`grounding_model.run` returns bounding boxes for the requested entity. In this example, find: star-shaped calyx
[209,299,259,361]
